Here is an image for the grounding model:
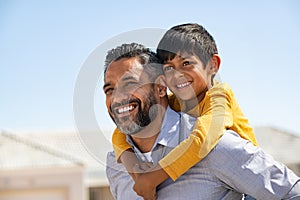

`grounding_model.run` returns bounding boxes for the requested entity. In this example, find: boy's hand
[133,173,157,200]
[133,162,154,173]
[133,164,169,200]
